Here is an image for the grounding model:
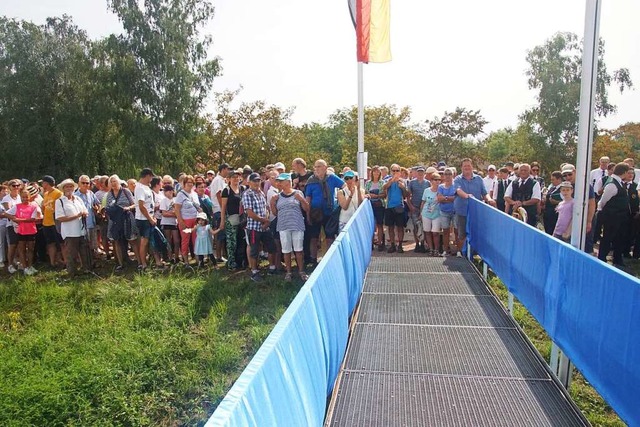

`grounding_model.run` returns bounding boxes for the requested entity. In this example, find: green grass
[0,269,301,426]
[485,273,626,427]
